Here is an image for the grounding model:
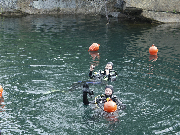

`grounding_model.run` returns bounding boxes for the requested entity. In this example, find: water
[0,15,180,134]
